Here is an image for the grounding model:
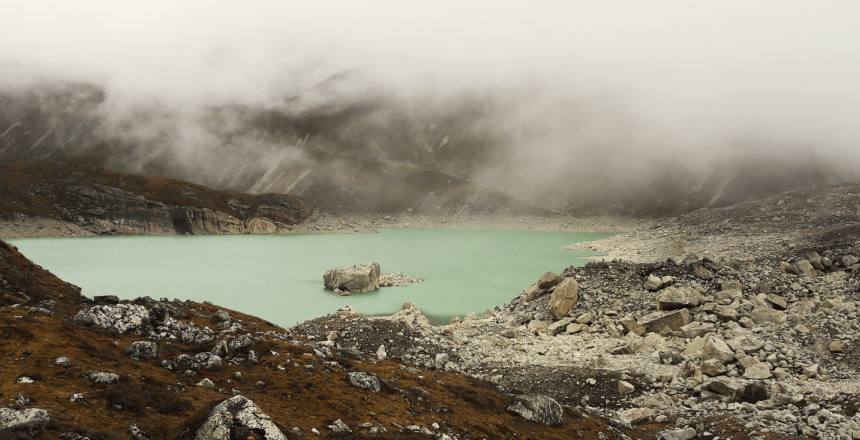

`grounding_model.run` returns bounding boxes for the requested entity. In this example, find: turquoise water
[11,229,607,326]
